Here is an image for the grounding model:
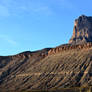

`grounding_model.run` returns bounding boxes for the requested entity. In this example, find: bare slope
[0,44,92,91]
